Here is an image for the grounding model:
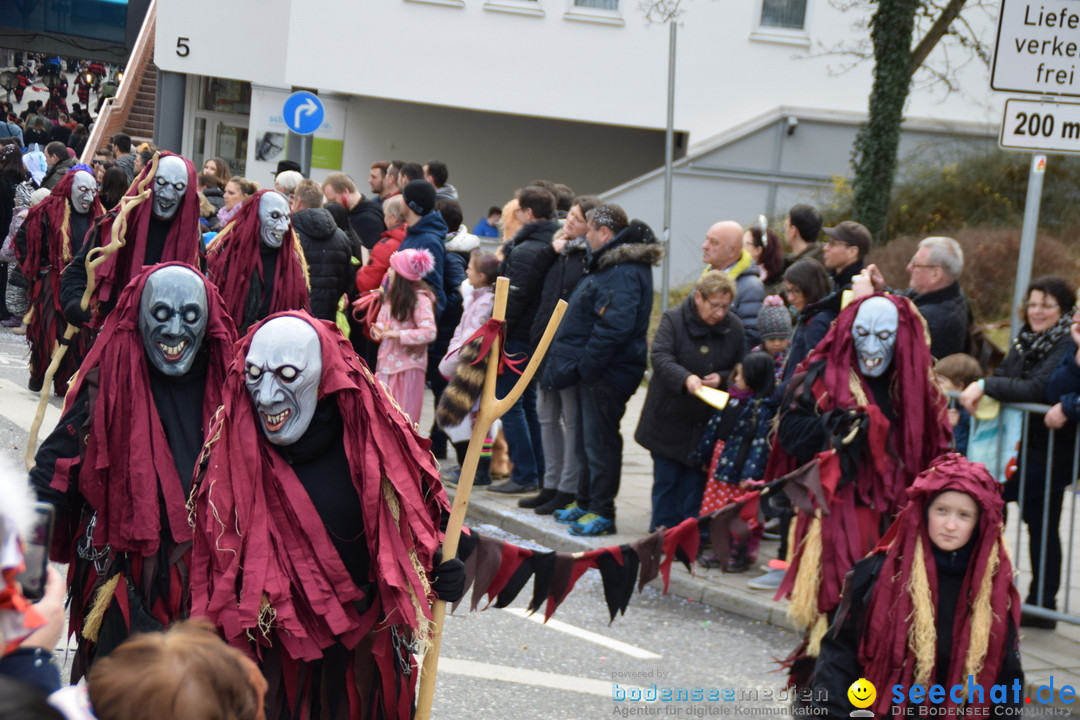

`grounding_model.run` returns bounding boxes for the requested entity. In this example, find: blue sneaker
[568,513,616,536]
[553,502,587,524]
